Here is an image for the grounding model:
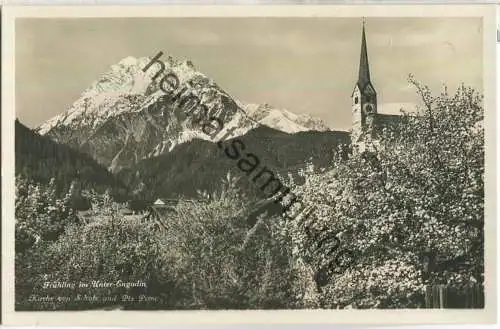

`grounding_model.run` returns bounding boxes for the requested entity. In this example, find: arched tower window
[354,96,359,104]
